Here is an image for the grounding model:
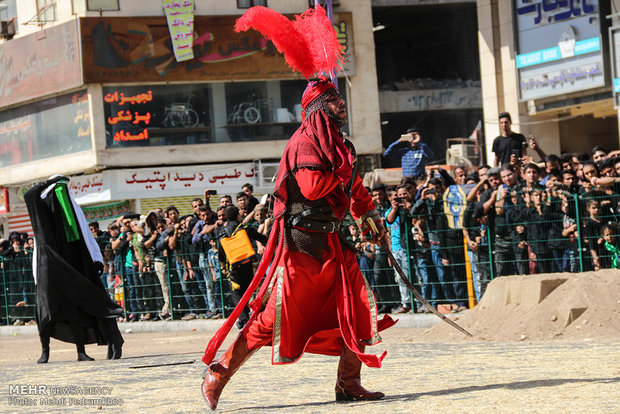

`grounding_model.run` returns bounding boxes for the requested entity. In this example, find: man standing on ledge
[384,127,434,179]
[492,112,527,167]
[201,78,396,410]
